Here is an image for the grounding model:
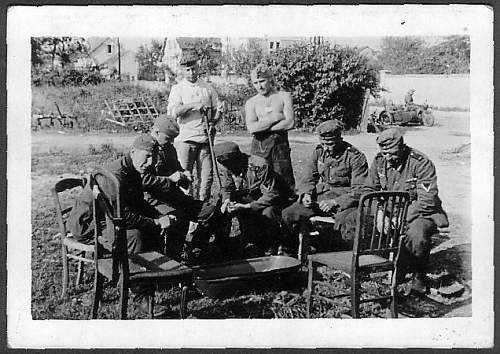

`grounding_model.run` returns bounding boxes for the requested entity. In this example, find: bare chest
[253,94,284,118]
